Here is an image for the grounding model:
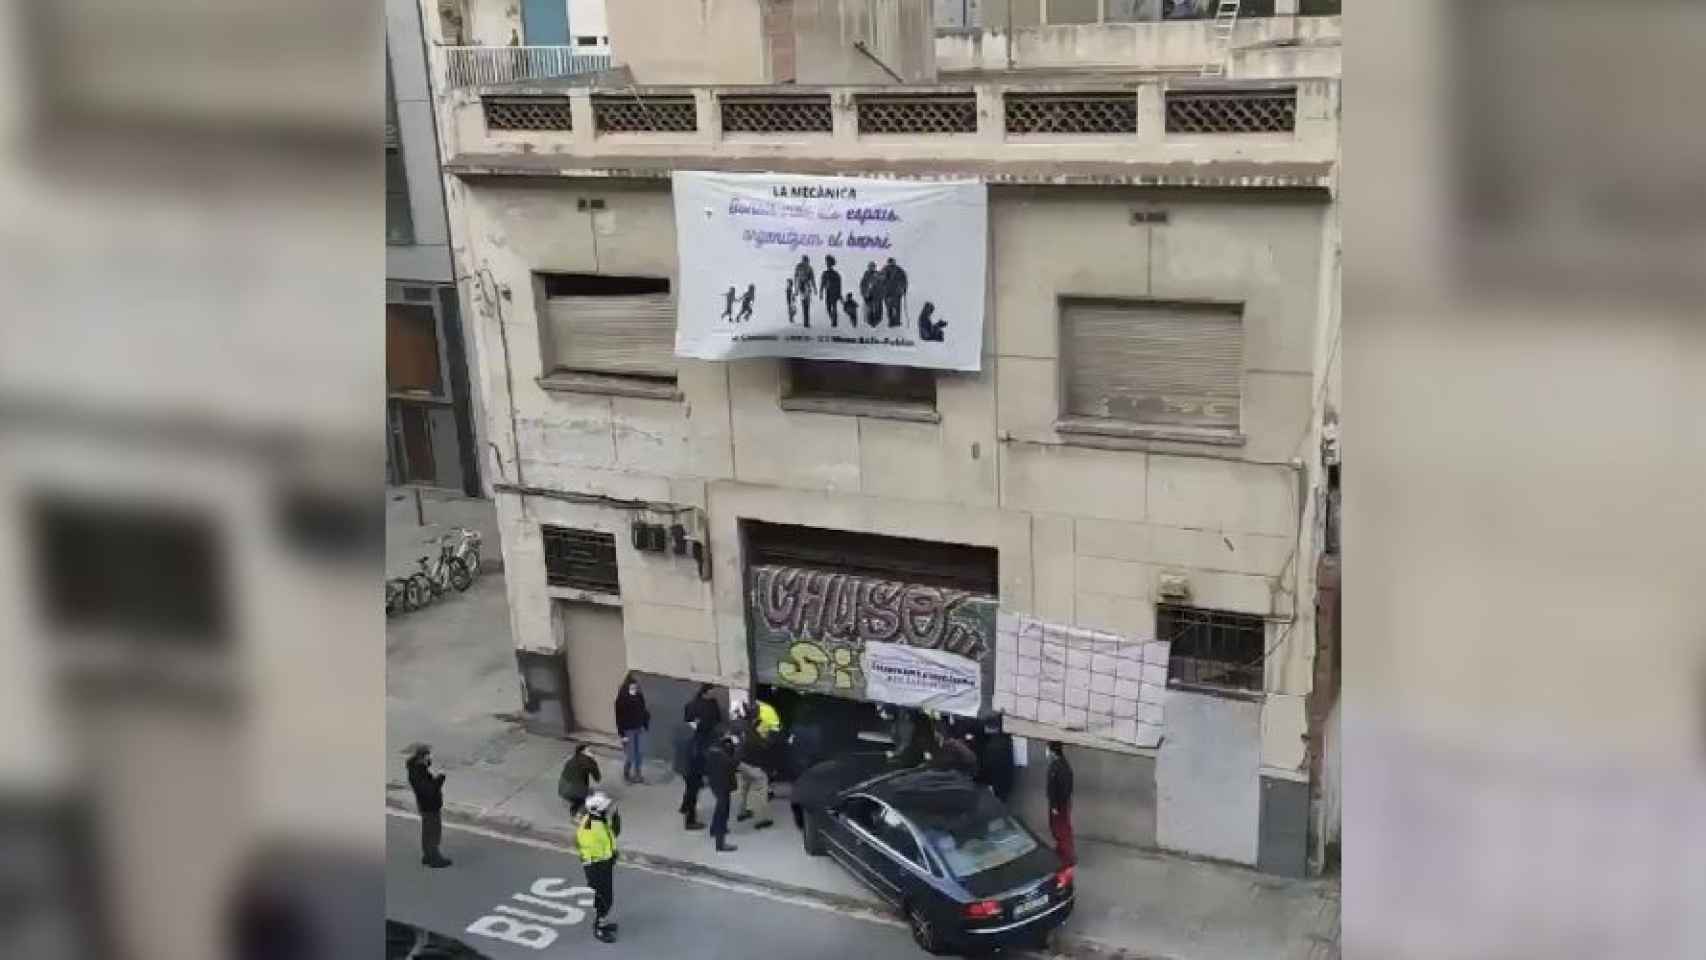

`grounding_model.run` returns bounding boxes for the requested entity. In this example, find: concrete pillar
[1136,81,1164,145]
